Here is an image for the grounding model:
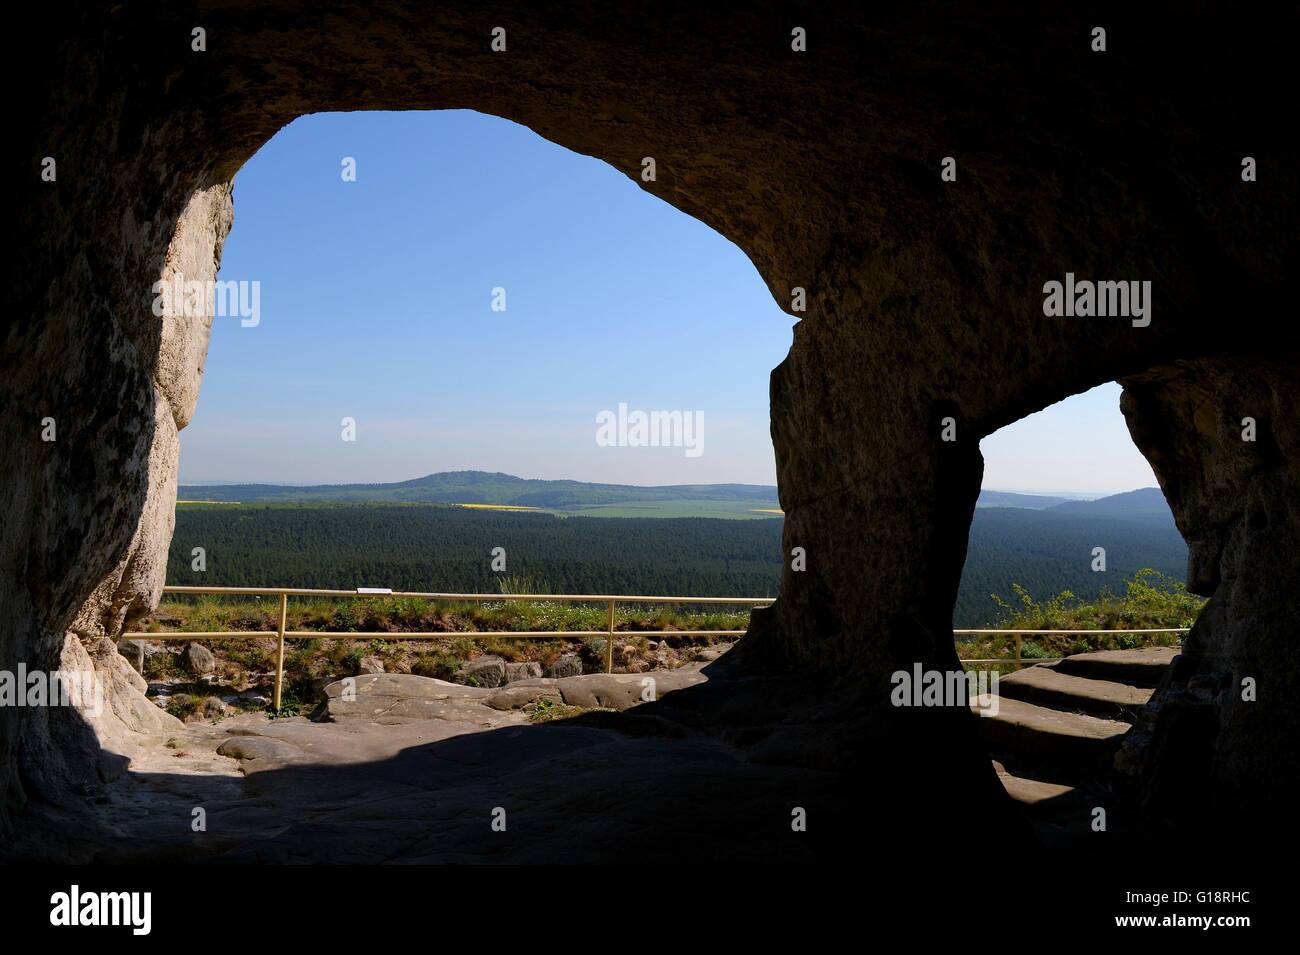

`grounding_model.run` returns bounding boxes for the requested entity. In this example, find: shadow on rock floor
[6,656,1170,865]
